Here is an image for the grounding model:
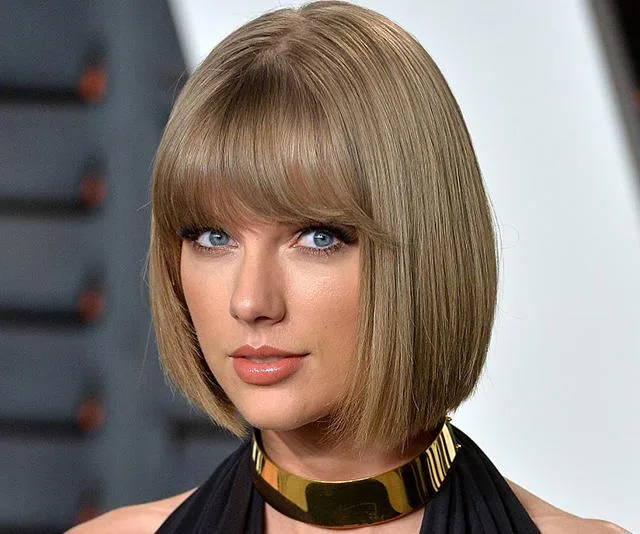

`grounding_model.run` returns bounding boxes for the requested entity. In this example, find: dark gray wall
[0,2,239,531]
